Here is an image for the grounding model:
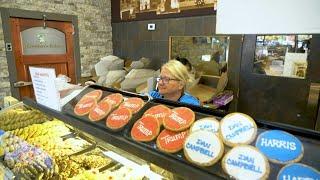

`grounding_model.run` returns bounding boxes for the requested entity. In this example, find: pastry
[163,107,195,132]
